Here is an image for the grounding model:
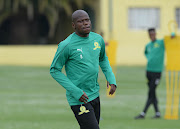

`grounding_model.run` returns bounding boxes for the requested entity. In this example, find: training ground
[0,66,179,129]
